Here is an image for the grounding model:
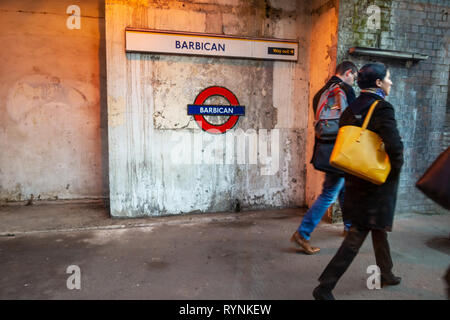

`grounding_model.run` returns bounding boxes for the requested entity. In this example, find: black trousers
[318,225,393,290]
